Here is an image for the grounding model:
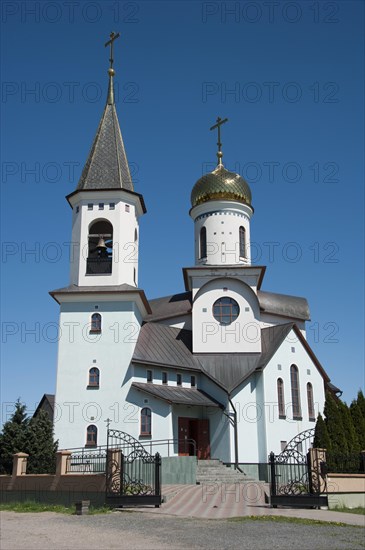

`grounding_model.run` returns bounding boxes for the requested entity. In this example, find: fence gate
[269,428,328,508]
[105,429,161,508]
